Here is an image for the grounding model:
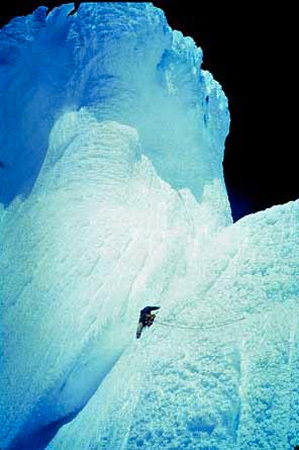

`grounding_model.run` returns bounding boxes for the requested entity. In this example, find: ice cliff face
[47,200,299,450]
[0,3,298,450]
[0,2,229,208]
